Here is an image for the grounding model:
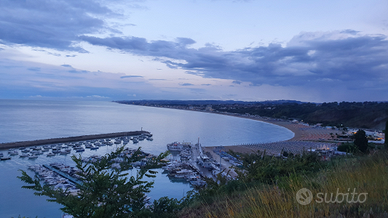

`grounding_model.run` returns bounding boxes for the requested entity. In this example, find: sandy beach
[204,114,342,155]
